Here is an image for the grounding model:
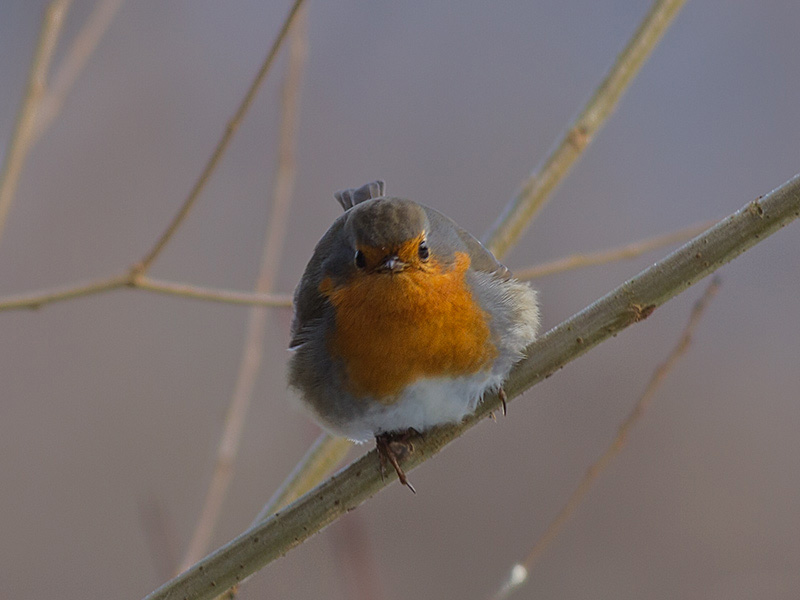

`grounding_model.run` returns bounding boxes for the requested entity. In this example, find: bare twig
[143,174,800,600]
[489,277,721,600]
[514,220,714,280]
[483,0,688,258]
[177,5,308,573]
[134,277,292,308]
[0,274,131,311]
[32,0,125,144]
[0,275,292,312]
[135,0,308,273]
[0,0,72,244]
